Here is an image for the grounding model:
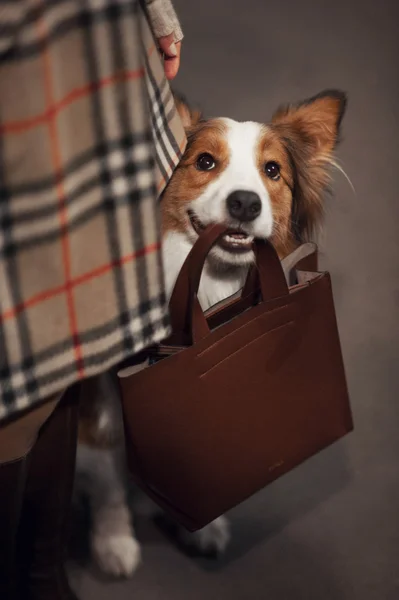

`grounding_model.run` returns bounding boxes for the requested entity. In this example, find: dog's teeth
[223,234,253,246]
